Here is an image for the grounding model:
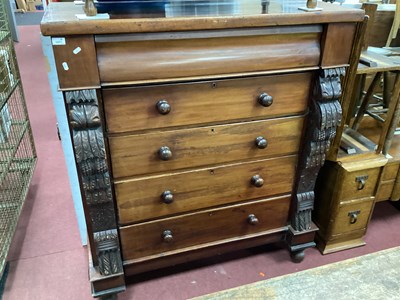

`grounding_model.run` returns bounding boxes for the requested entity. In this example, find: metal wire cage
[0,0,37,279]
